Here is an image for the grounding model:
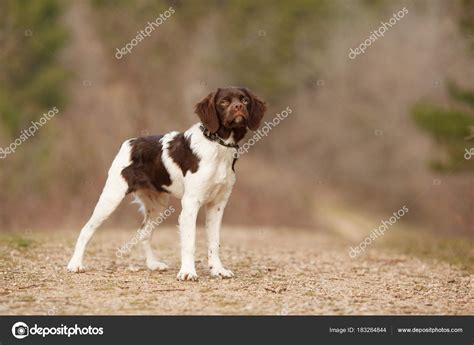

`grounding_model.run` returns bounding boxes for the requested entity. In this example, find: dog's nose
[232,103,243,111]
